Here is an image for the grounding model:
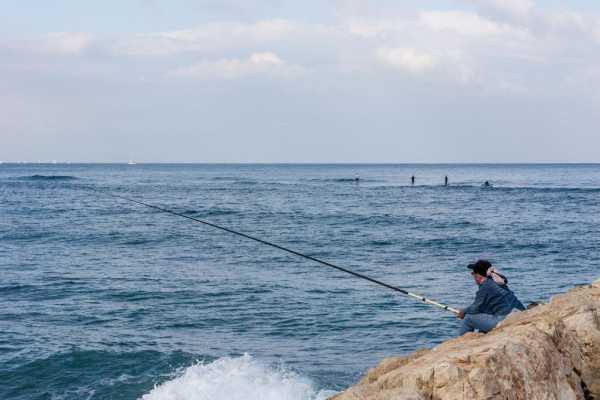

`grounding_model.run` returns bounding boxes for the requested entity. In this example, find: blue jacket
[465,279,525,316]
